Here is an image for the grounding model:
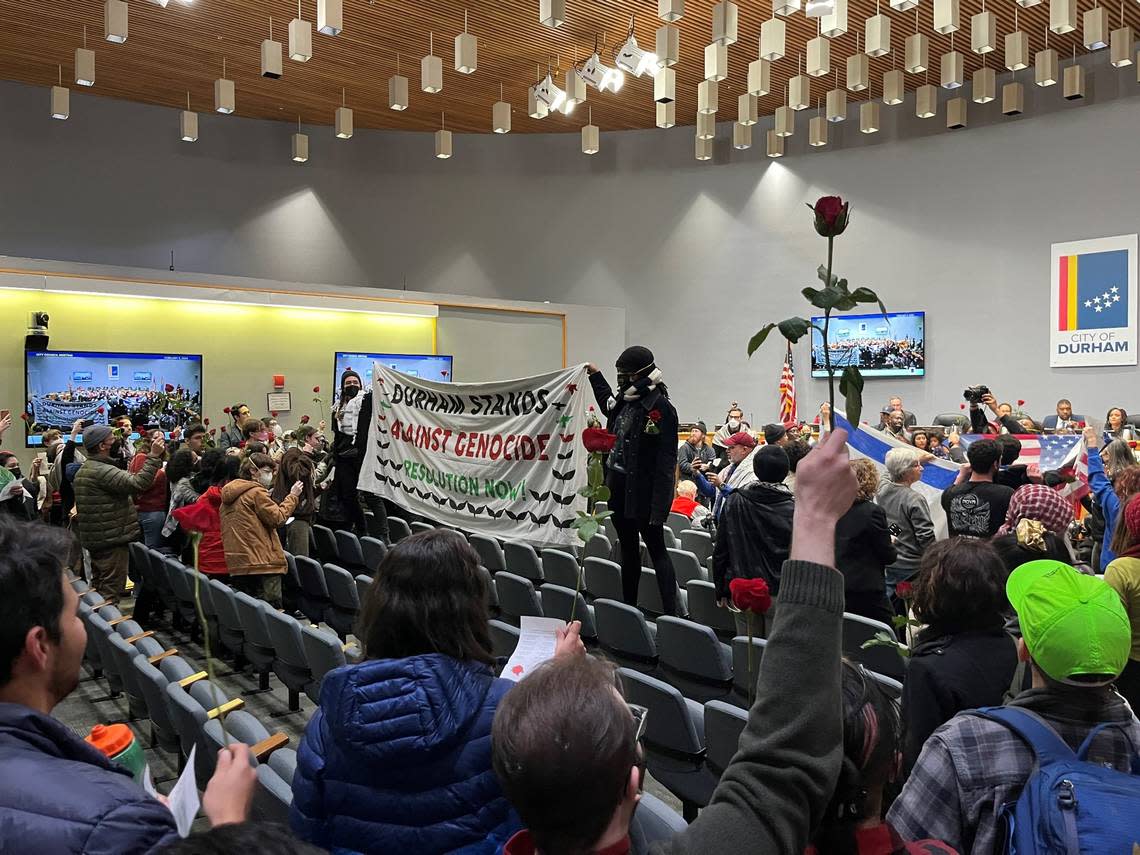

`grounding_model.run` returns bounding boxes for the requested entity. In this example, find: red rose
[808,195,850,237]
[1077,421,1086,428]
[896,581,914,599]
[300,414,311,424]
[271,411,279,418]
[97,406,105,414]
[223,407,231,414]
[312,386,320,393]
[19,412,29,421]
[729,577,772,614]
[204,418,210,426]
[209,428,217,436]
[581,427,617,453]
[959,404,966,410]
[648,409,662,422]
[164,384,175,393]
[1017,399,1025,407]
[267,432,275,443]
